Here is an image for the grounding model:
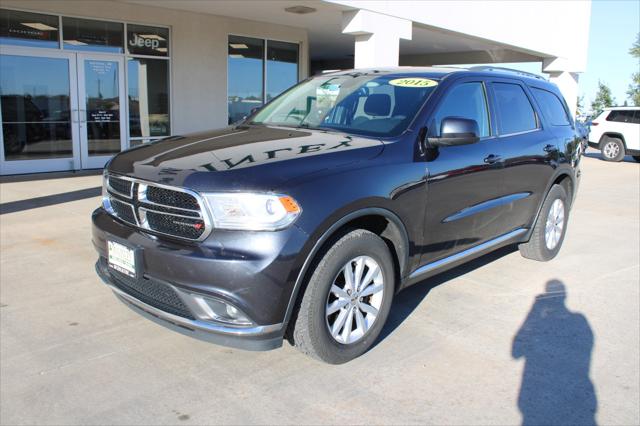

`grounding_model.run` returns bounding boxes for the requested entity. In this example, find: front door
[0,48,127,175]
[77,55,126,169]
